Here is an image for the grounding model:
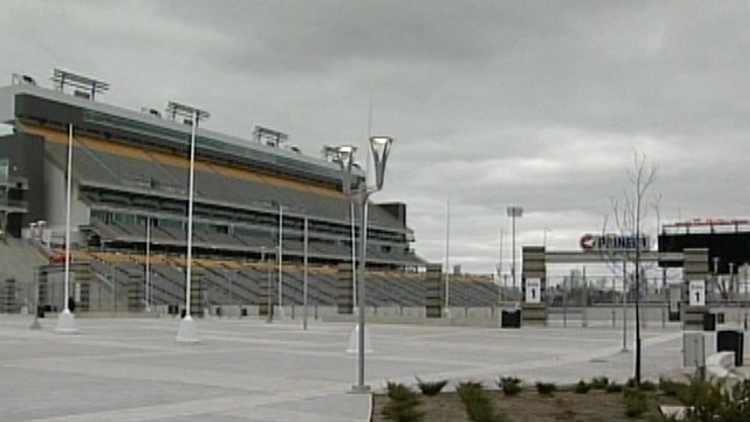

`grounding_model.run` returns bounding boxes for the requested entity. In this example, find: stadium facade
[0,70,423,269]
